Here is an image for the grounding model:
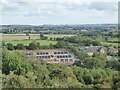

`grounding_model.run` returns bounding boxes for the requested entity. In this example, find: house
[20,49,75,64]
[107,47,118,54]
[79,46,118,56]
